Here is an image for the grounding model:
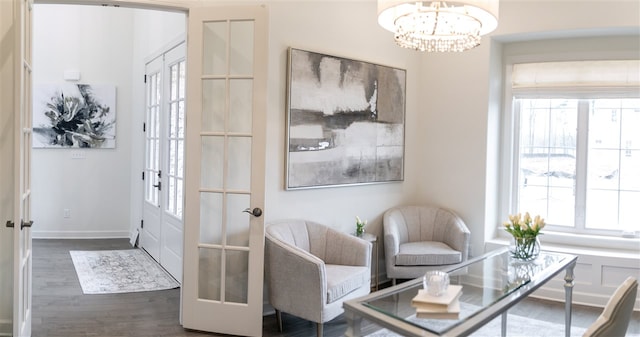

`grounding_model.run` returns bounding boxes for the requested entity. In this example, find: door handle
[153,181,162,191]
[21,220,33,230]
[243,207,263,217]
